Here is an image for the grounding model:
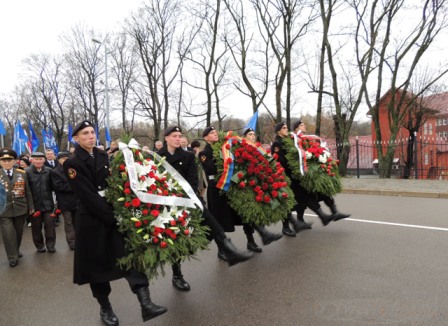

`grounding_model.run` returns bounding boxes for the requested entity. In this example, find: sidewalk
[341,177,448,199]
